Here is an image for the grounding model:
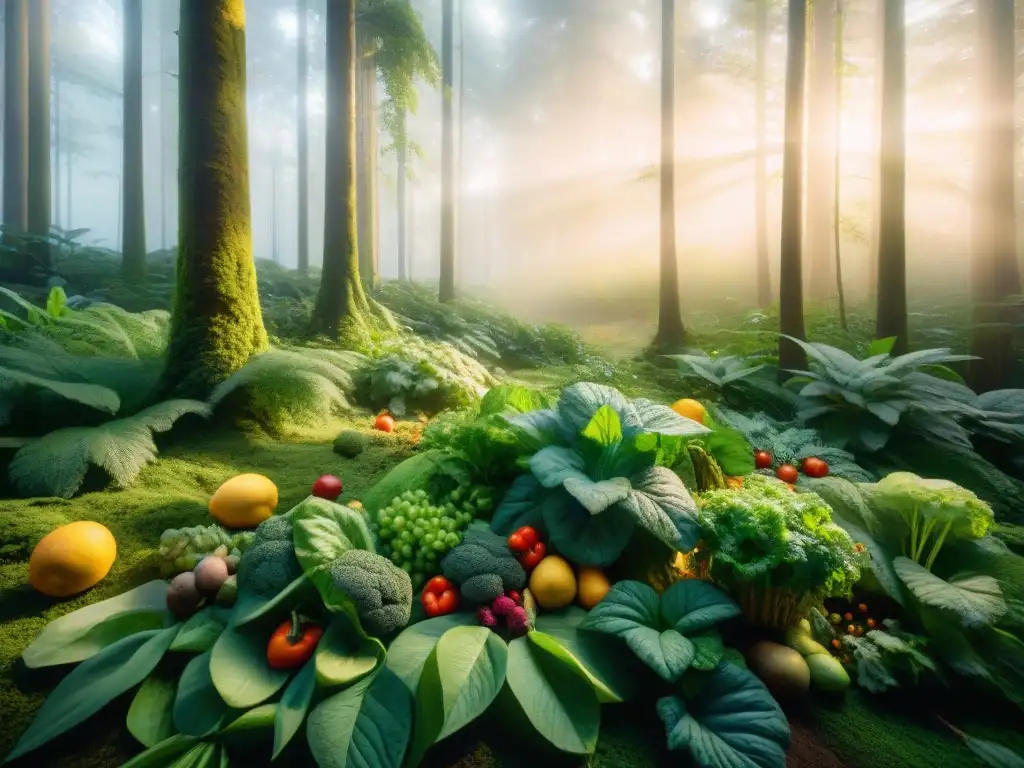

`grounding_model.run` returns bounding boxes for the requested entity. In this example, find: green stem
[286,610,302,644]
[908,506,920,558]
[915,517,939,563]
[924,520,953,572]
